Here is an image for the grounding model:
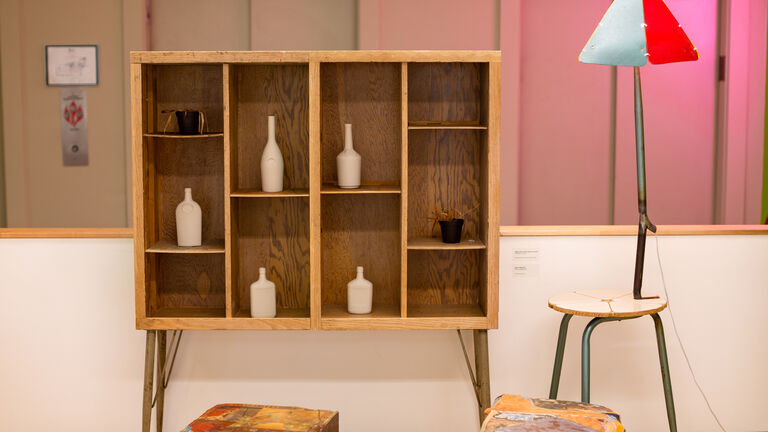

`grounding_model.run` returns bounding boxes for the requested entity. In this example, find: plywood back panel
[407,130,482,240]
[321,63,401,186]
[321,194,401,308]
[407,249,481,305]
[154,253,226,313]
[234,64,309,191]
[153,138,224,244]
[152,64,224,133]
[408,63,484,123]
[234,197,310,314]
